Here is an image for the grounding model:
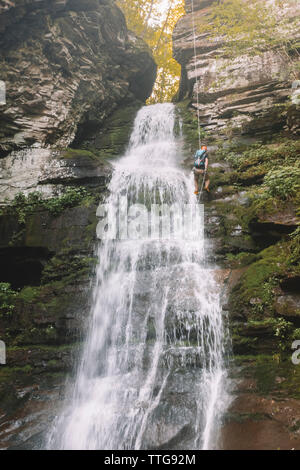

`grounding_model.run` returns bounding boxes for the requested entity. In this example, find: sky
[149,0,174,26]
